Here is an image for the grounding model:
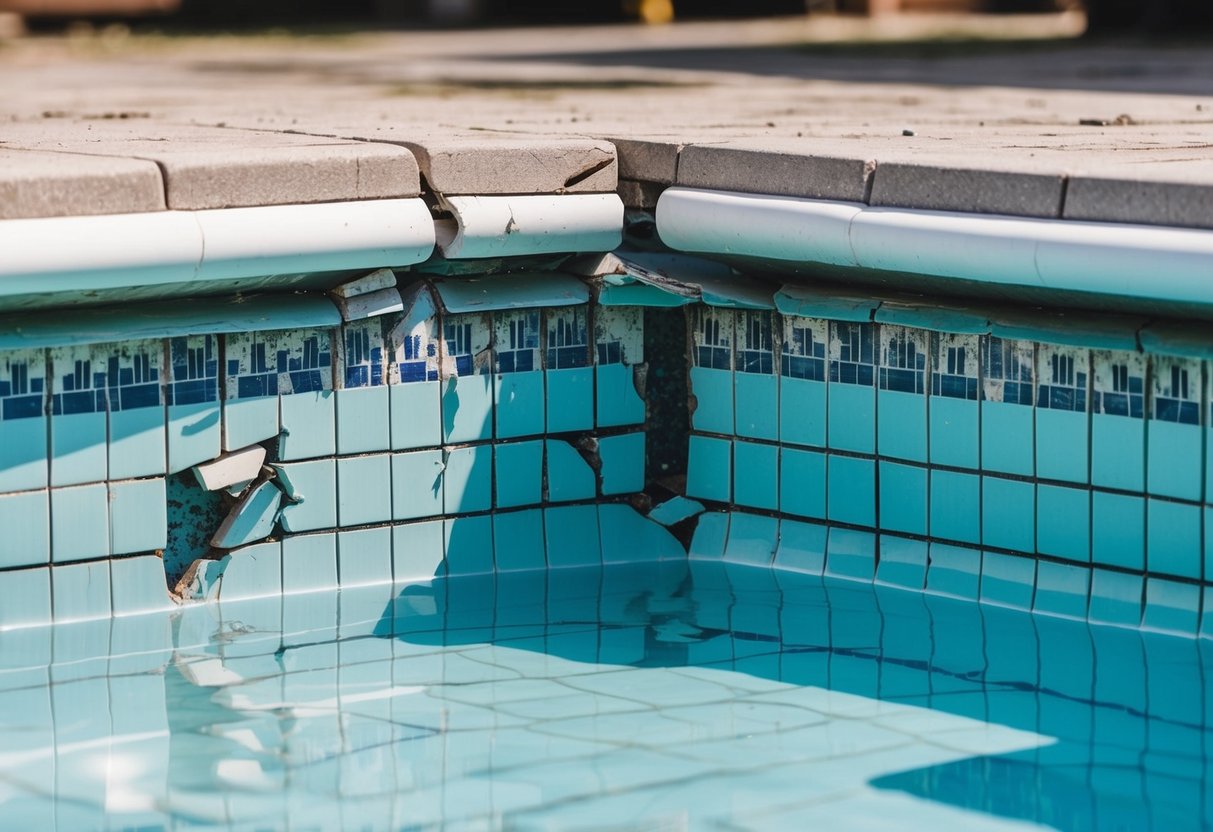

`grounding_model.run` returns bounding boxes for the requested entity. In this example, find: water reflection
[0,561,1209,830]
